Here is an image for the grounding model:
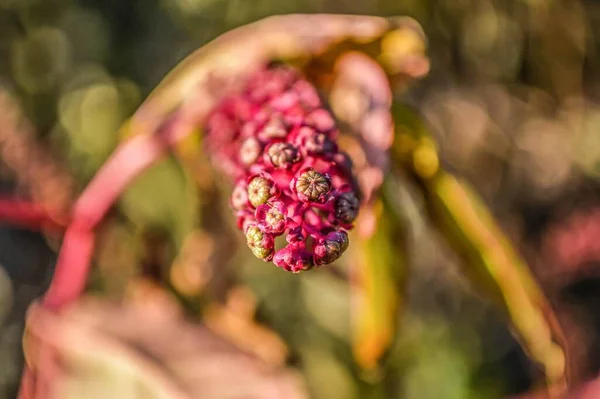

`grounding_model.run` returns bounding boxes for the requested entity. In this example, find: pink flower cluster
[204,65,360,272]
